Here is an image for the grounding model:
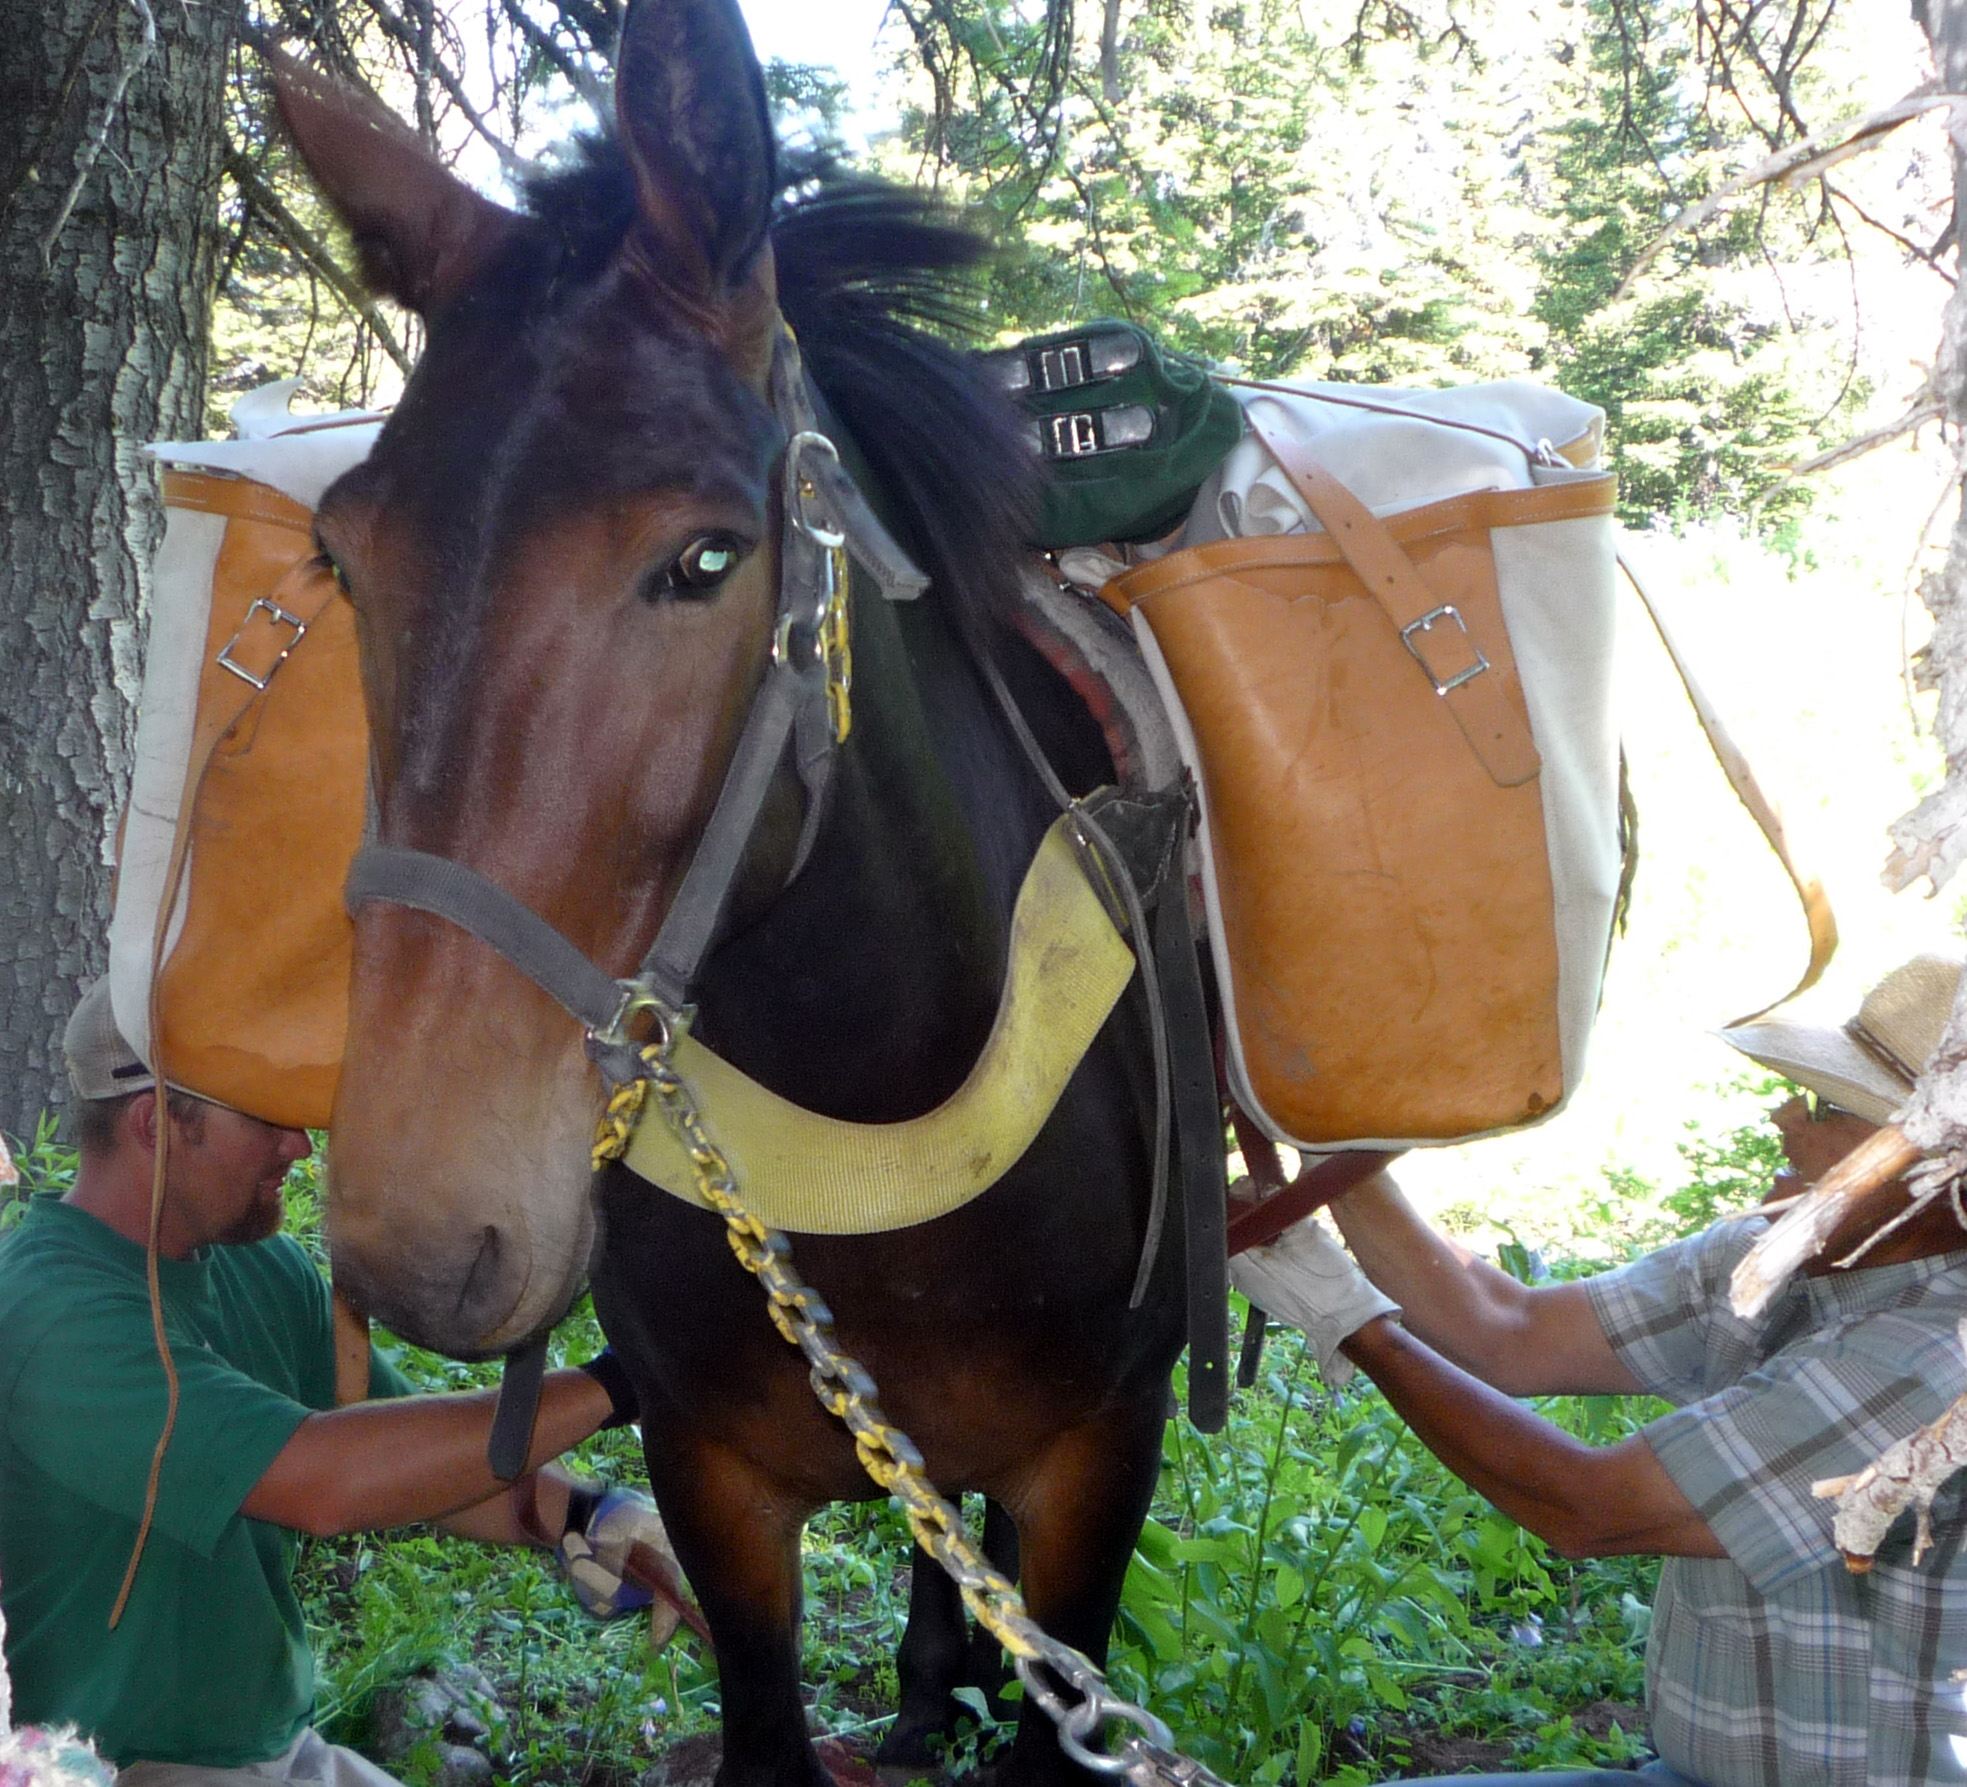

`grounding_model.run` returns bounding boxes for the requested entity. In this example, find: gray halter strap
[343,334,925,1075]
